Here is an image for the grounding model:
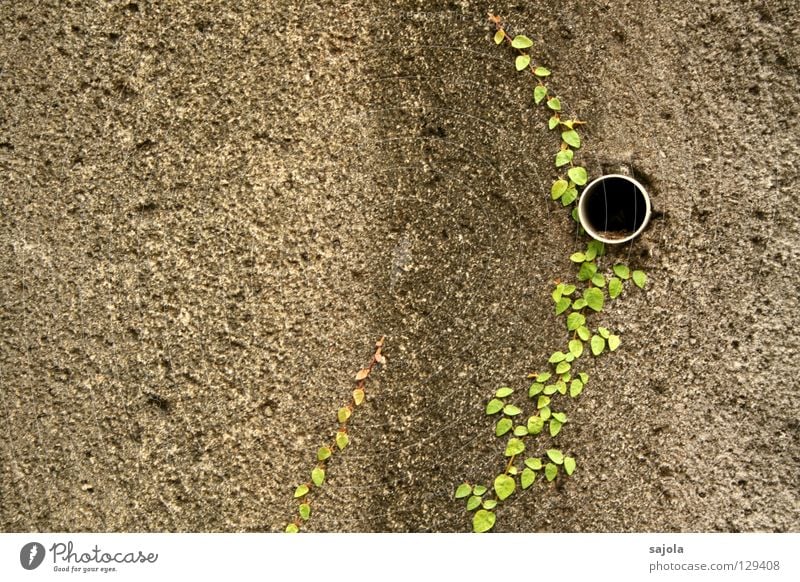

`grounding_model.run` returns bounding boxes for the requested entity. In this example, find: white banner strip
[2,533,797,581]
